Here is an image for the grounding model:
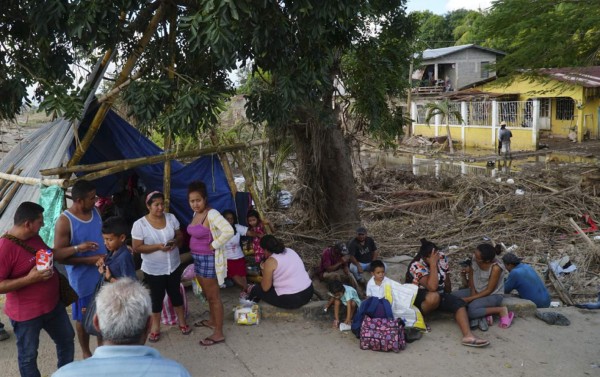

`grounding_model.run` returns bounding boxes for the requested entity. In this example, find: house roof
[421,44,506,60]
[539,67,600,88]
